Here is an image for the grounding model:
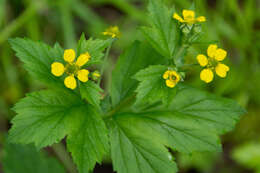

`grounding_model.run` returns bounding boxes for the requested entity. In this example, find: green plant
[7,0,246,173]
